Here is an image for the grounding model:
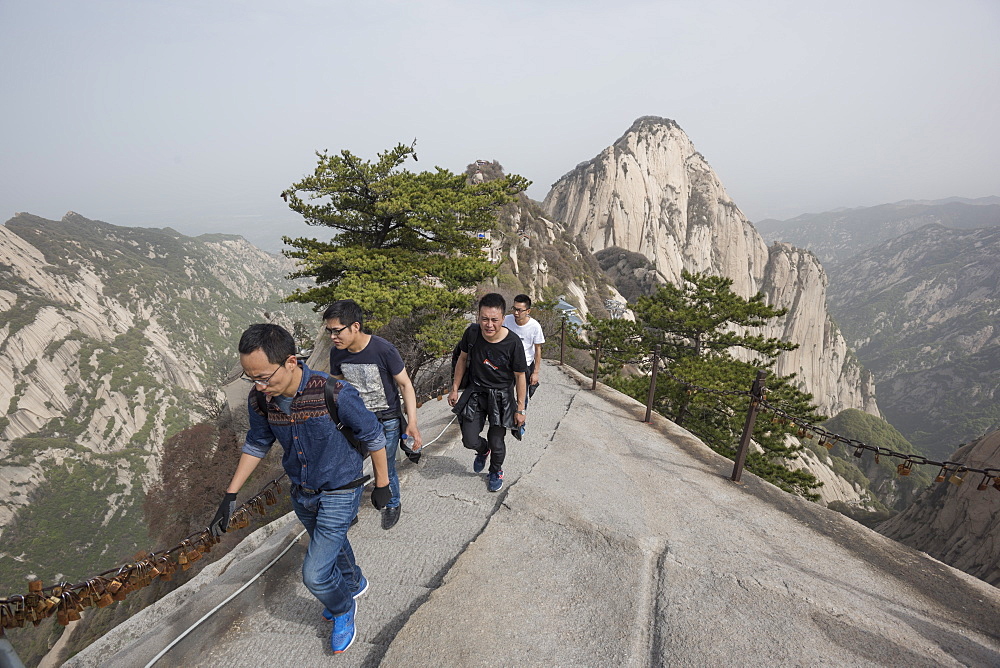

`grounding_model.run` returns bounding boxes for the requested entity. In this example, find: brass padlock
[106,579,123,595]
[897,460,913,476]
[97,590,114,607]
[187,548,202,563]
[178,551,190,570]
[978,475,991,491]
[949,469,965,486]
[935,467,947,483]
[42,595,61,615]
[57,608,70,626]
